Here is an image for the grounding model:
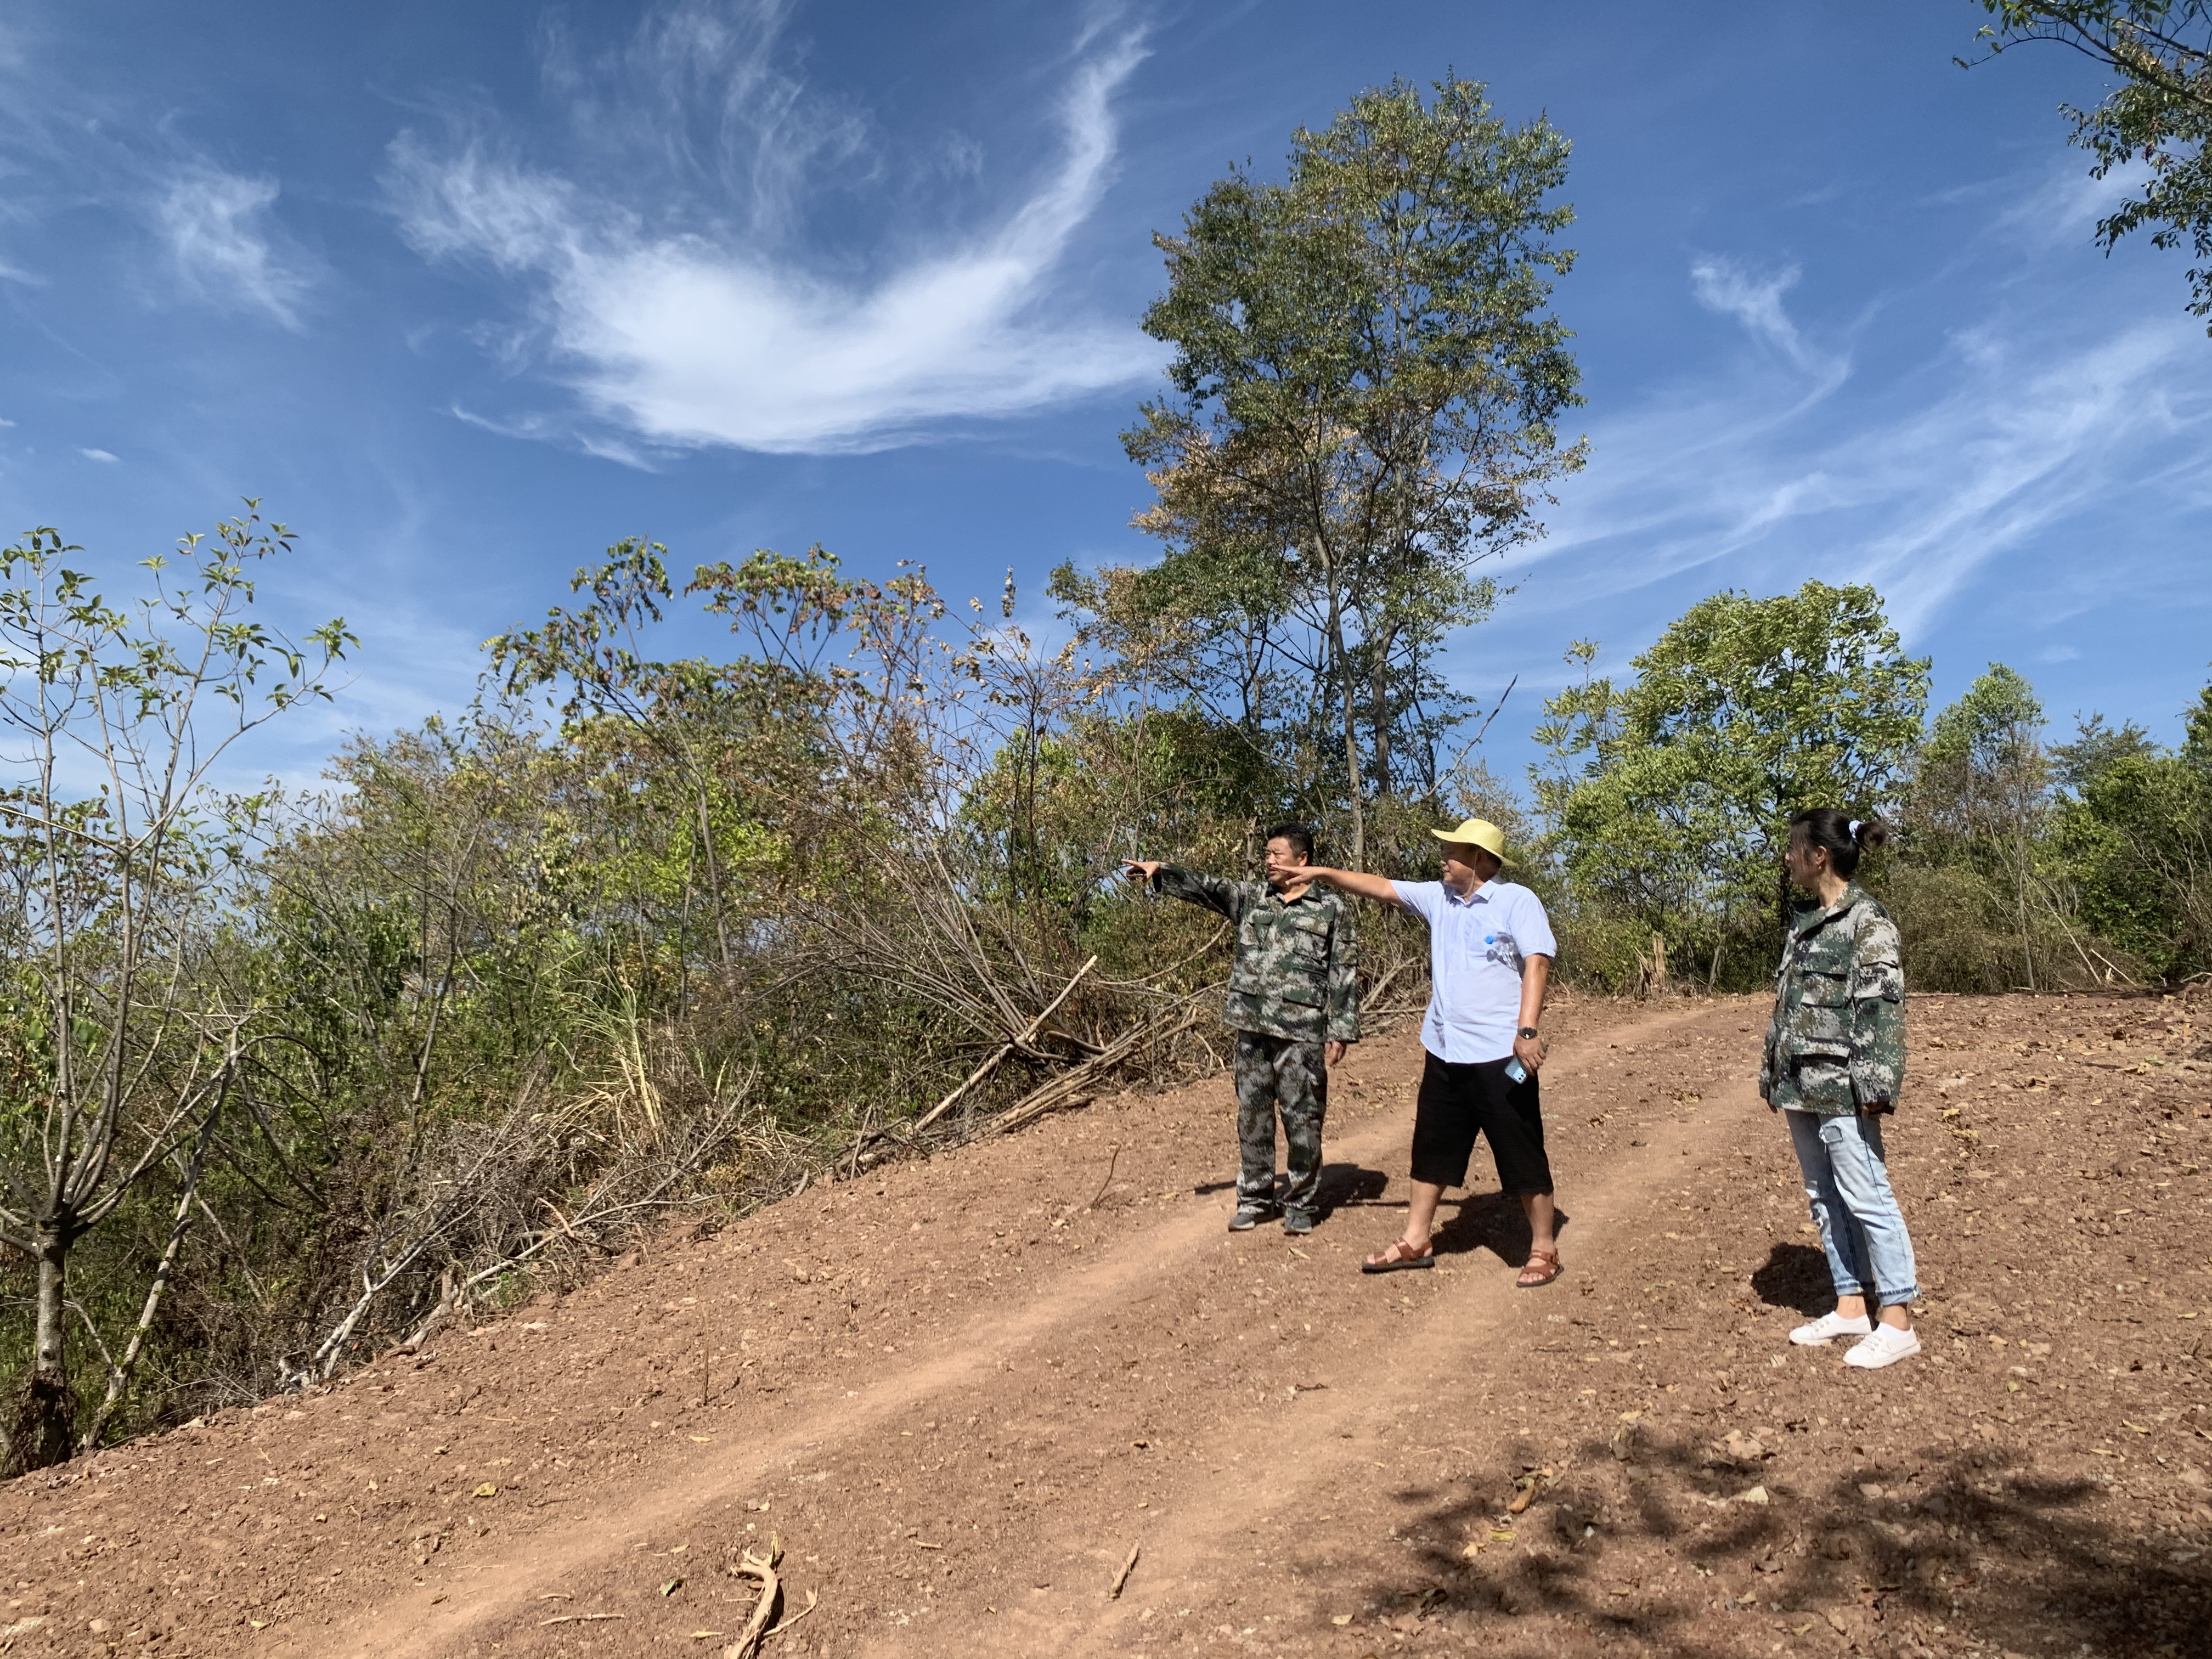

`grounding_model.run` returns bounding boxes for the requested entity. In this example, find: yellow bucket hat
[1430,817,1511,866]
